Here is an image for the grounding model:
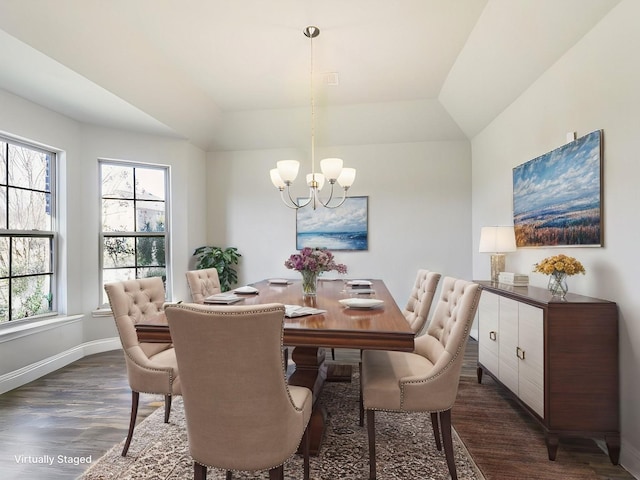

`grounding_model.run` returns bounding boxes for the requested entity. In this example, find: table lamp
[479,226,517,283]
